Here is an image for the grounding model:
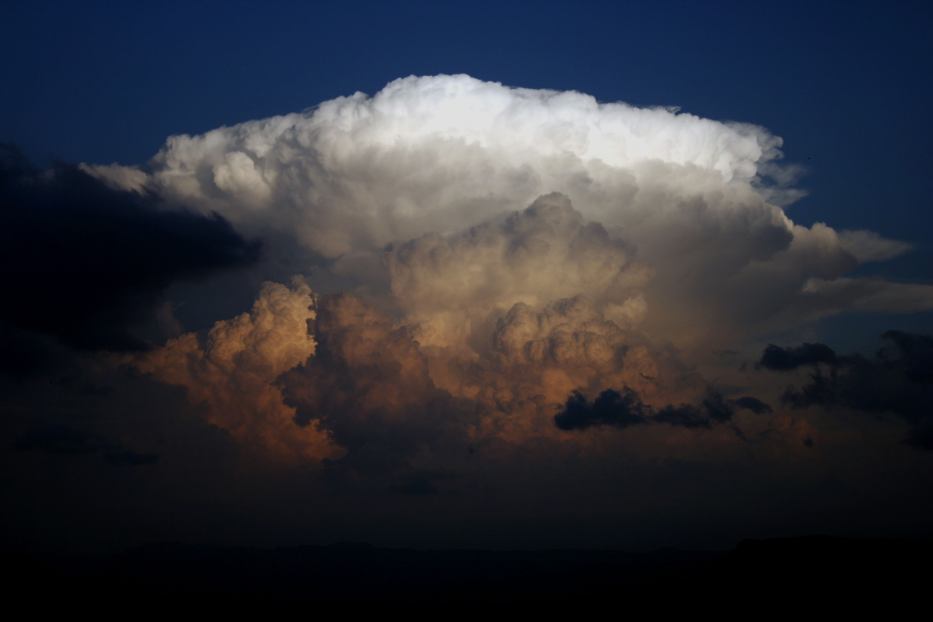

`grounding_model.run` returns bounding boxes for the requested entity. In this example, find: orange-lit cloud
[135,279,342,463]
